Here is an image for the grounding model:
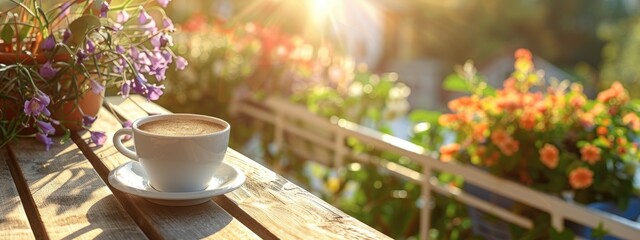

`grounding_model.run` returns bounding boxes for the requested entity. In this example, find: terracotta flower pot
[0,51,101,134]
[51,78,104,133]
